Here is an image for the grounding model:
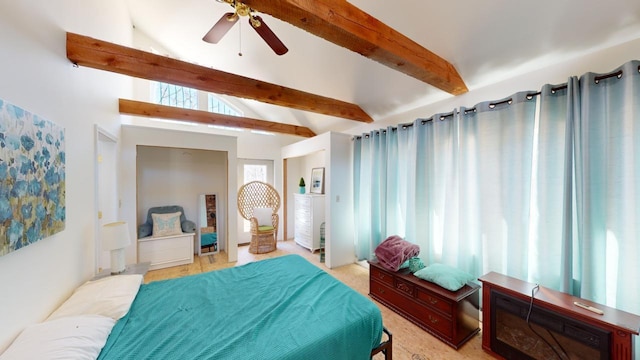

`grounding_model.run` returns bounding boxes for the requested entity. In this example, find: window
[237,161,273,235]
[208,94,241,116]
[244,164,268,184]
[242,164,268,232]
[152,82,198,109]
[149,83,247,129]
